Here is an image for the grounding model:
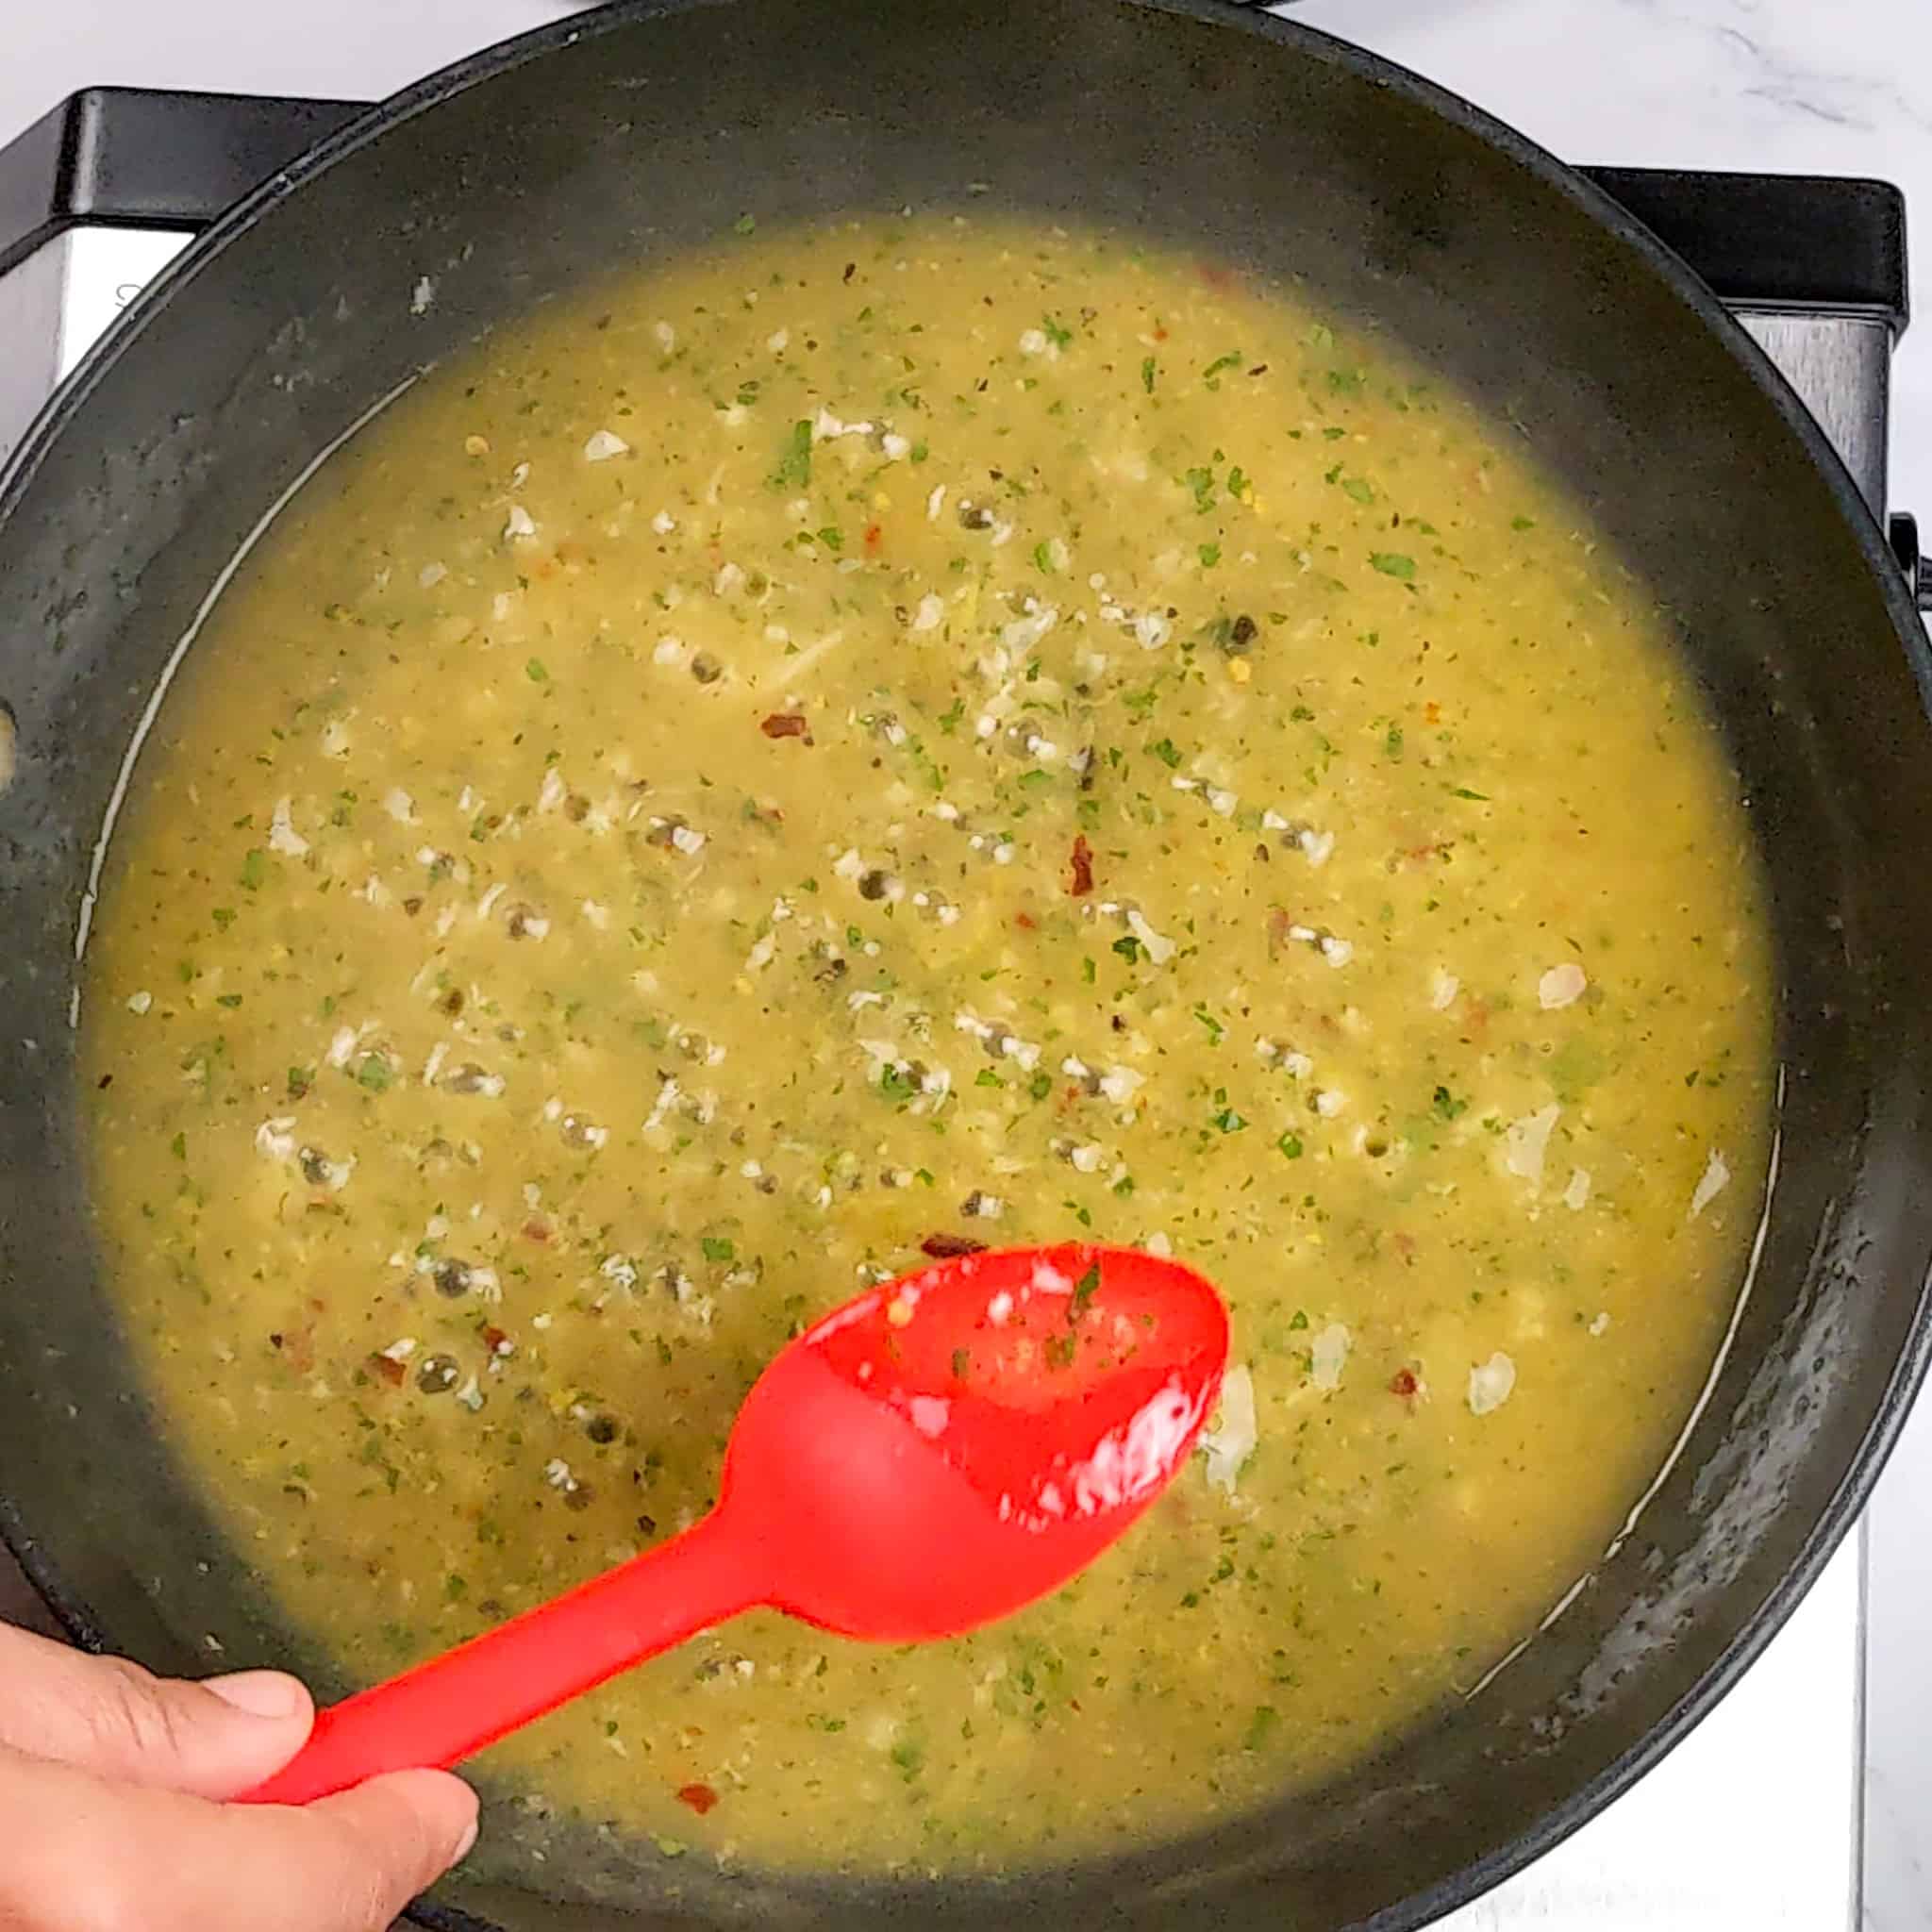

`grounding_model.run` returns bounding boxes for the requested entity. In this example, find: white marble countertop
[5,1,1932,1927]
